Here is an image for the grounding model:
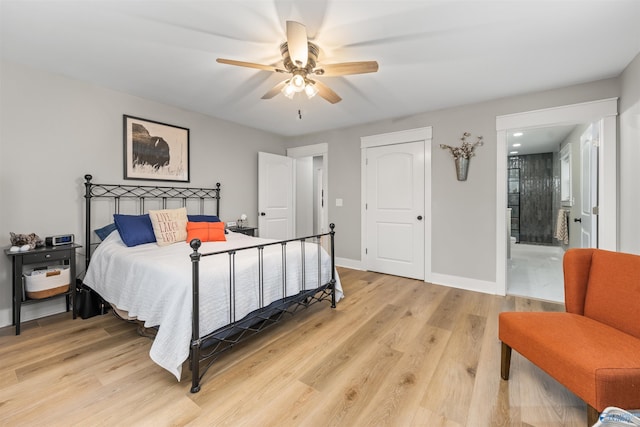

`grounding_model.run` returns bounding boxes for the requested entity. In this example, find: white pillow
[148,207,188,246]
